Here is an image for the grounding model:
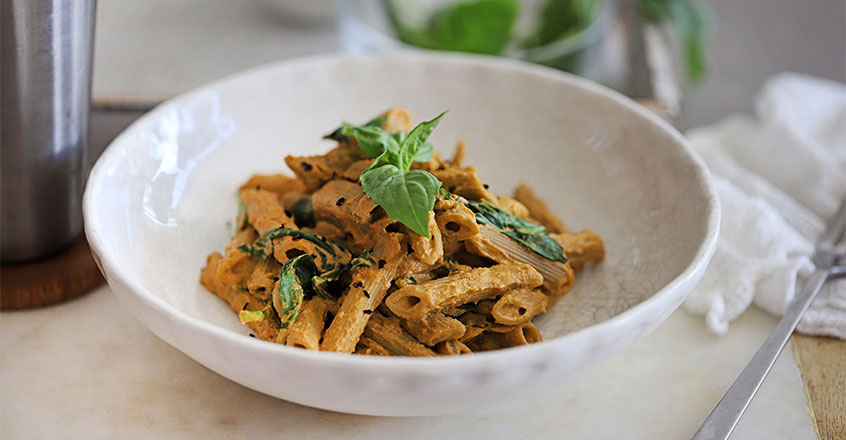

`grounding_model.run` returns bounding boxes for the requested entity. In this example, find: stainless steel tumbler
[1,0,96,261]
